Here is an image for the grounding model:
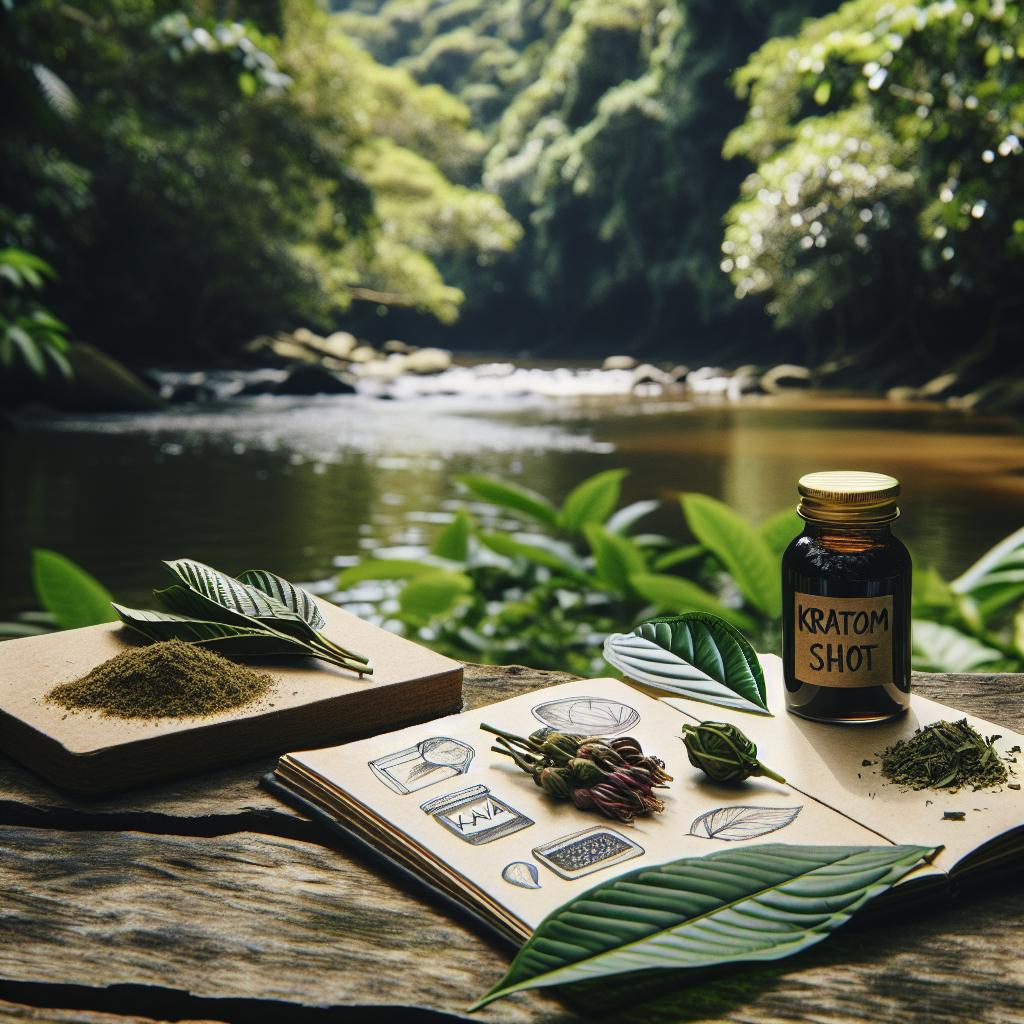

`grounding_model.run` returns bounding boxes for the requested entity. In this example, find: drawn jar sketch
[420,784,533,845]
[369,737,475,795]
